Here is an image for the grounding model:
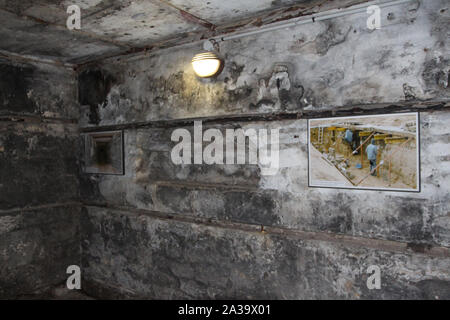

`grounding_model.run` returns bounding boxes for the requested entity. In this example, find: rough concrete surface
[0,60,81,299]
[81,206,450,299]
[76,0,450,299]
[0,0,449,299]
[0,0,371,63]
[79,0,449,126]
